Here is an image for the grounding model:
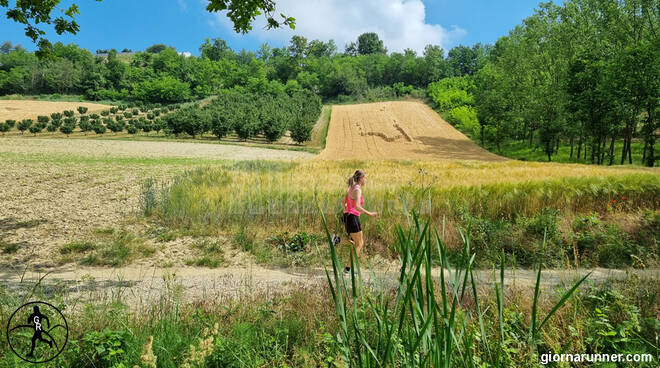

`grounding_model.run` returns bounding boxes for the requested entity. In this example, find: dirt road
[1,264,656,310]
